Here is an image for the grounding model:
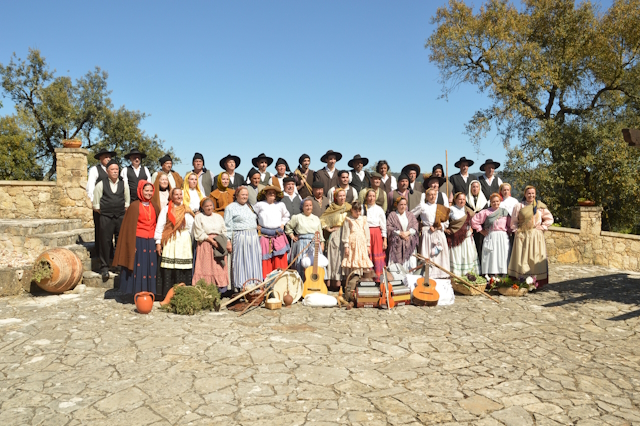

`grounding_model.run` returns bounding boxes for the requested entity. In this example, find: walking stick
[413,253,499,304]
